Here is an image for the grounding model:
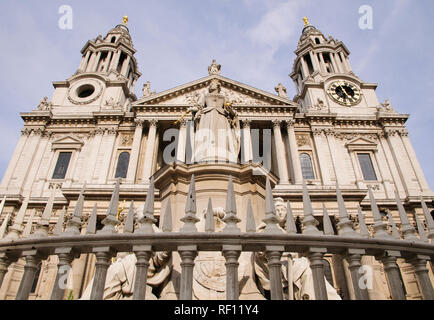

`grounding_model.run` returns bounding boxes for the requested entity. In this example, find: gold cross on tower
[303,16,310,26]
[123,16,129,25]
